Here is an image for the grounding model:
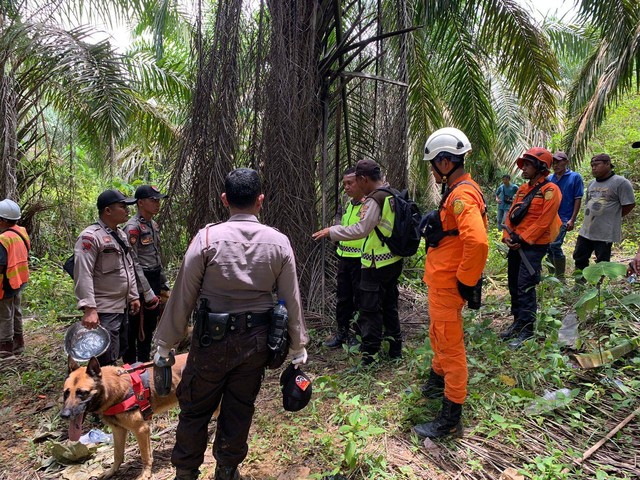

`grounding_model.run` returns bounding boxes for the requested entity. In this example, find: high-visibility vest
[361,194,402,269]
[0,226,30,299]
[336,201,363,258]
